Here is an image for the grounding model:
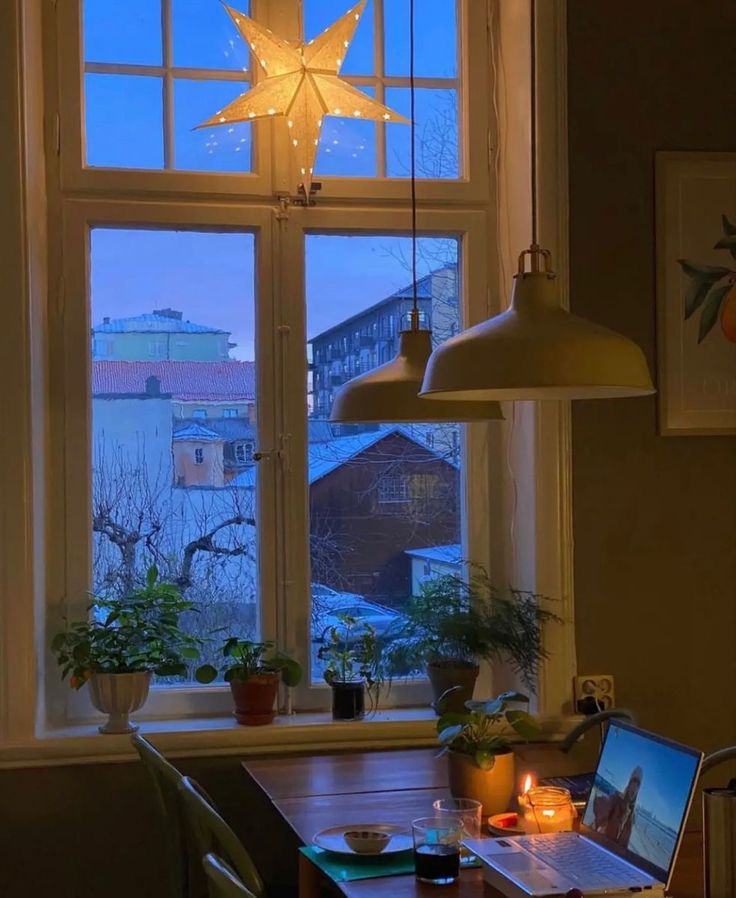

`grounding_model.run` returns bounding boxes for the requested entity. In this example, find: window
[45,0,500,722]
[148,339,166,358]
[376,474,410,504]
[82,0,253,172]
[235,442,253,464]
